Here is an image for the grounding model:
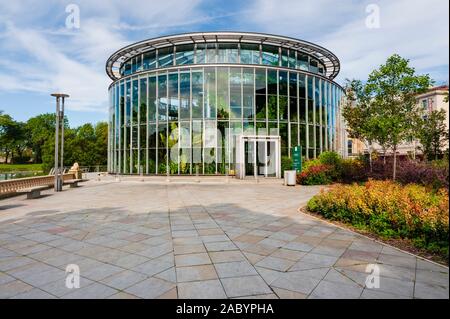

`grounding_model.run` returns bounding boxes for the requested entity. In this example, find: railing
[0,173,75,197]
[53,166,107,174]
